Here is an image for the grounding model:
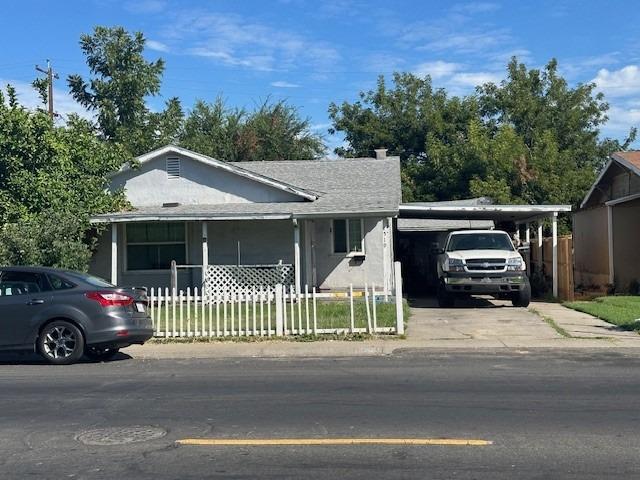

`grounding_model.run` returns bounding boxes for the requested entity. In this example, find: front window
[333,219,364,254]
[126,223,187,271]
[446,233,515,252]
